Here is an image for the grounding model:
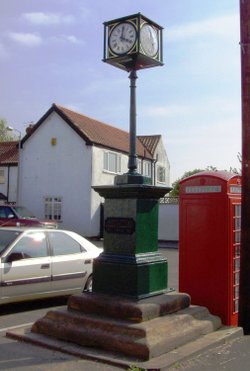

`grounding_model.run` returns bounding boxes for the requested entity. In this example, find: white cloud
[141,96,240,122]
[49,35,84,45]
[8,32,42,46]
[64,35,83,44]
[167,14,239,42]
[22,12,75,26]
[141,103,198,118]
[79,6,91,20]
